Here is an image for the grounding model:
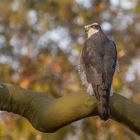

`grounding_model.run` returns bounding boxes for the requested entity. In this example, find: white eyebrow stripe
[84,22,99,28]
